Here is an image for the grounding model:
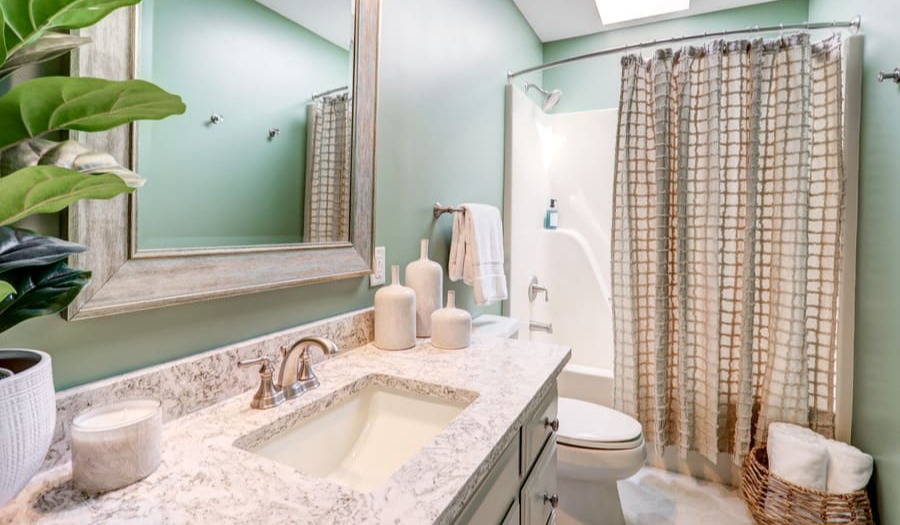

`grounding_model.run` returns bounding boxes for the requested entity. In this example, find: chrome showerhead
[525,83,563,111]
